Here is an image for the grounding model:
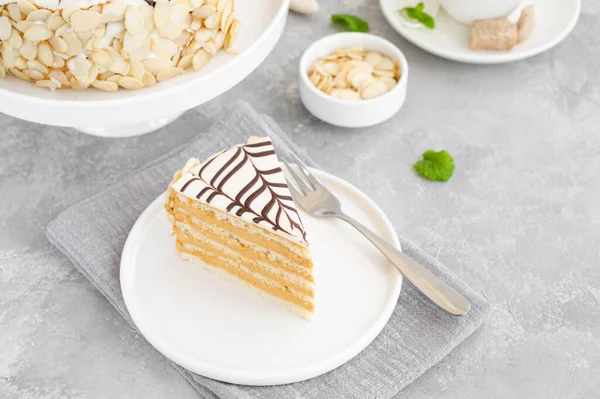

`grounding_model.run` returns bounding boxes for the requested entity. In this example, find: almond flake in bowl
[307,47,401,101]
[299,32,409,128]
